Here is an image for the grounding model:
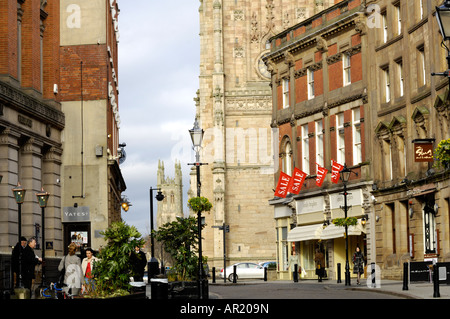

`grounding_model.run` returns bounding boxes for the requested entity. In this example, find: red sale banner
[274,172,291,198]
[287,167,307,195]
[316,164,328,187]
[331,160,344,184]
